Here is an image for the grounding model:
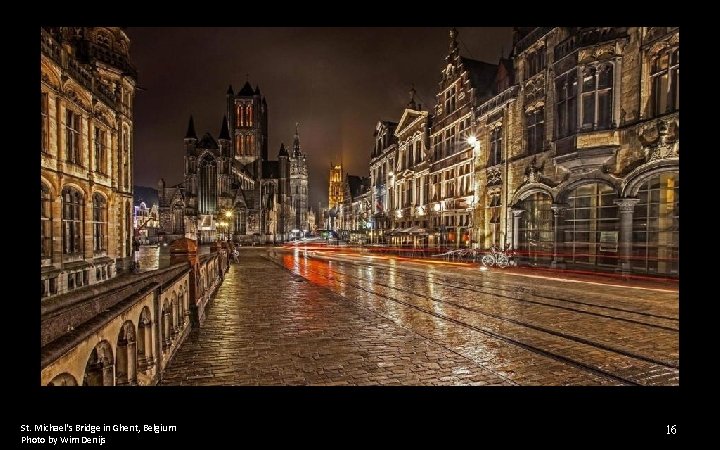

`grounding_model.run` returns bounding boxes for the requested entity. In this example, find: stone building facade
[366,27,679,276]
[482,26,680,276]
[41,27,136,298]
